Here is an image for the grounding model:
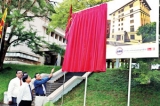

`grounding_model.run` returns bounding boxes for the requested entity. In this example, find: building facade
[4,11,66,66]
[109,0,151,44]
